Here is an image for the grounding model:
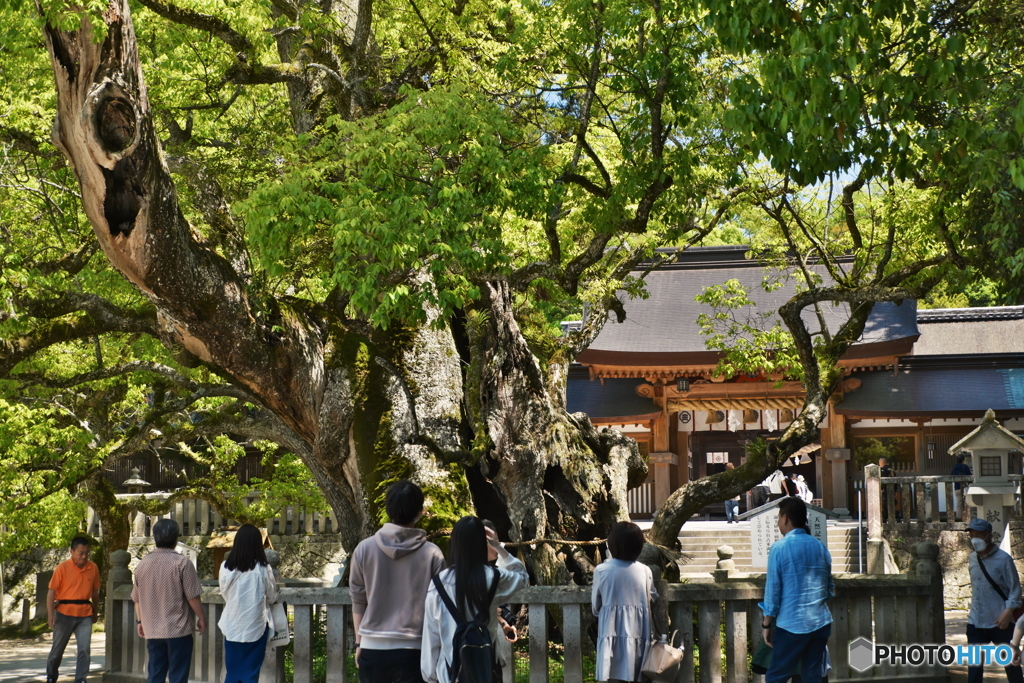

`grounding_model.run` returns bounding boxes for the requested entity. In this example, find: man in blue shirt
[759,497,833,683]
